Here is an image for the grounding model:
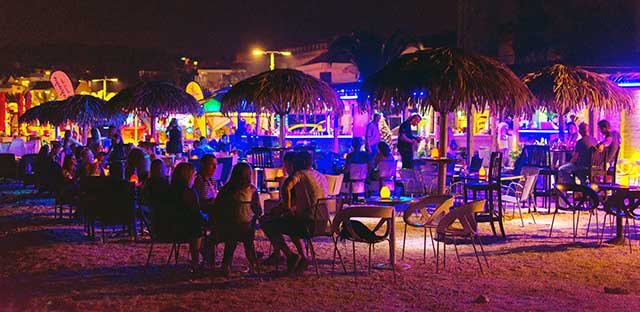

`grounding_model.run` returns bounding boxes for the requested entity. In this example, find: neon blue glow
[340,95,358,100]
[617,82,640,87]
